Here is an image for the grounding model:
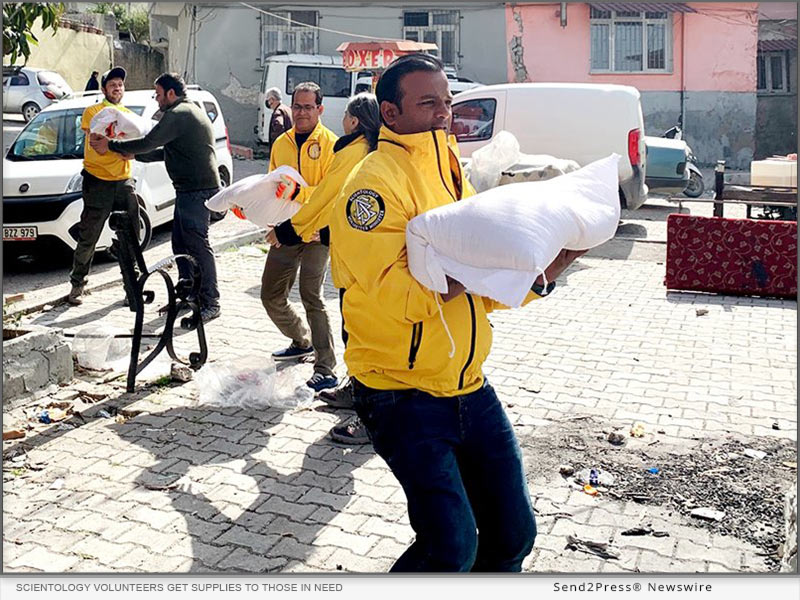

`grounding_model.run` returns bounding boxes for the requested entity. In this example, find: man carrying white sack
[262,82,339,392]
[329,53,585,572]
[67,66,140,306]
[91,73,222,323]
